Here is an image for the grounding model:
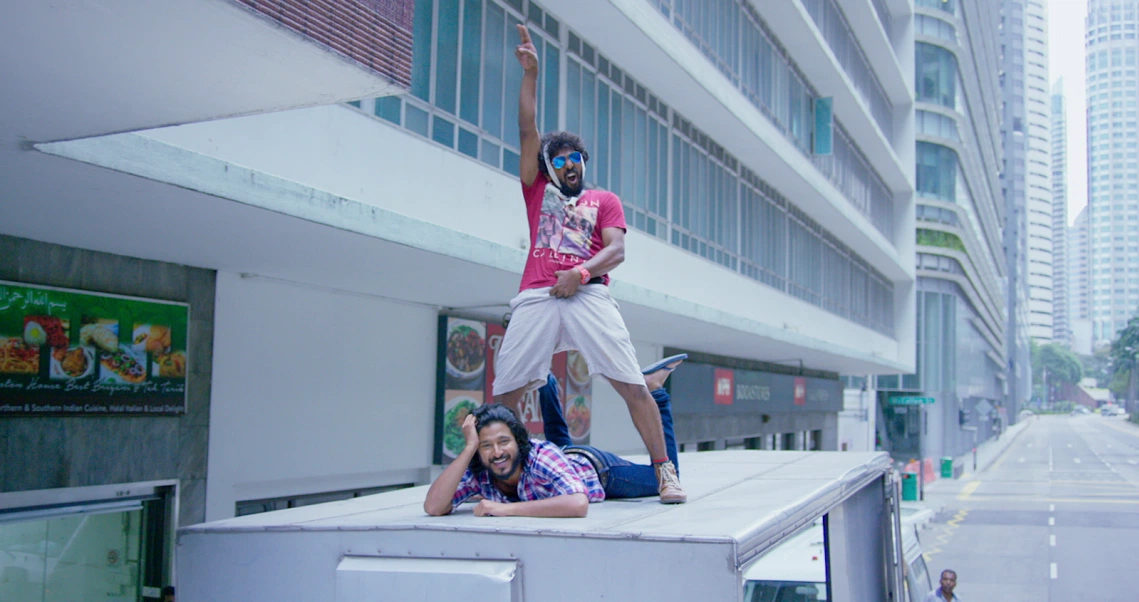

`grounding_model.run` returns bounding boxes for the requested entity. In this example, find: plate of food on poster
[566,395,591,442]
[445,320,486,382]
[99,347,147,385]
[50,346,95,380]
[442,393,482,459]
[0,335,39,374]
